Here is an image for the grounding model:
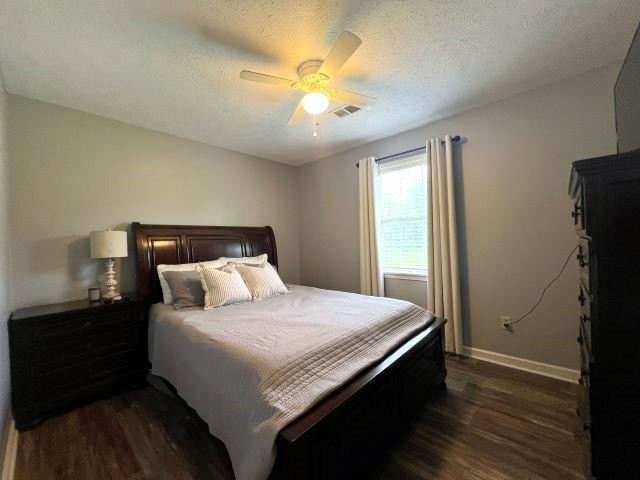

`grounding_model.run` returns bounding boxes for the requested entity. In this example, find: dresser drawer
[577,382,591,429]
[35,350,139,400]
[576,237,591,287]
[579,313,592,359]
[571,180,586,232]
[578,335,590,389]
[35,326,142,371]
[578,278,592,313]
[33,308,140,342]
